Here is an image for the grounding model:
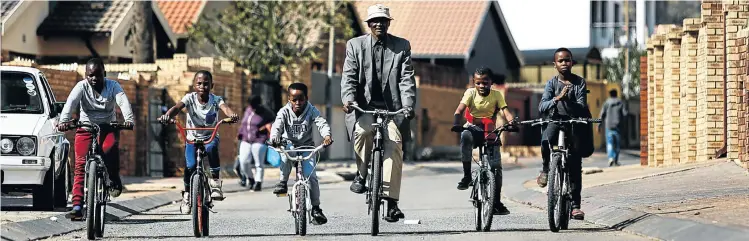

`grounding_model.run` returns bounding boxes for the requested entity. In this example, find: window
[1,72,43,114]
[614,3,620,25]
[38,73,56,113]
